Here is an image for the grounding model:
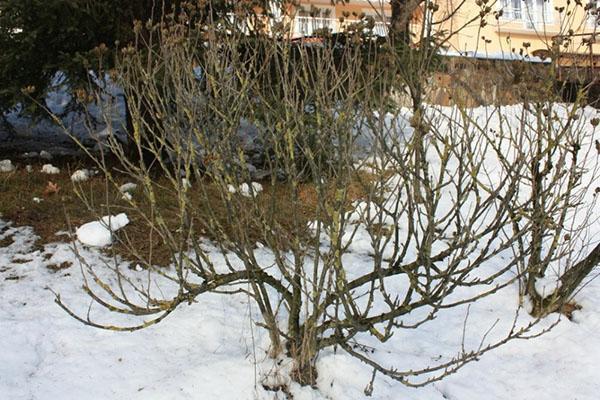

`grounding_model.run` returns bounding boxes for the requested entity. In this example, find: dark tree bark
[532,242,600,316]
[390,0,418,45]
